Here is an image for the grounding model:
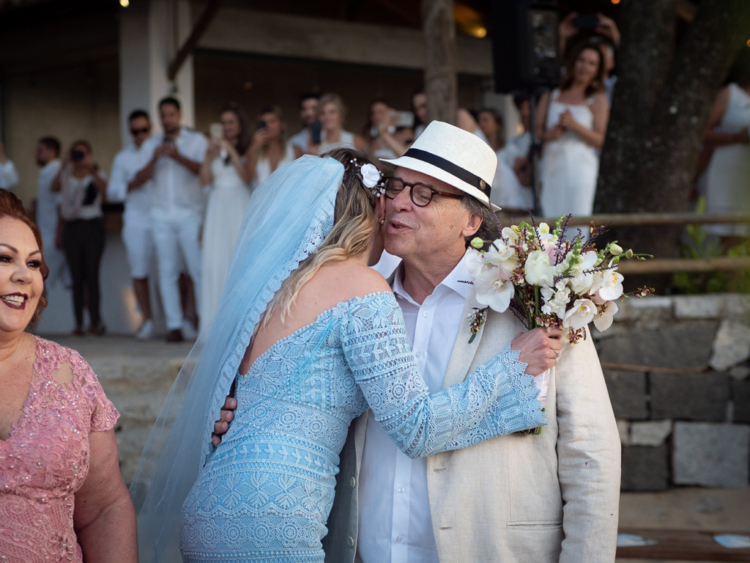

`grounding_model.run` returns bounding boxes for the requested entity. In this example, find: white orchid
[557,250,599,295]
[502,226,520,246]
[484,239,518,277]
[524,250,555,287]
[596,268,625,301]
[563,298,598,330]
[593,300,618,332]
[466,248,492,278]
[474,265,515,313]
[541,282,571,319]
